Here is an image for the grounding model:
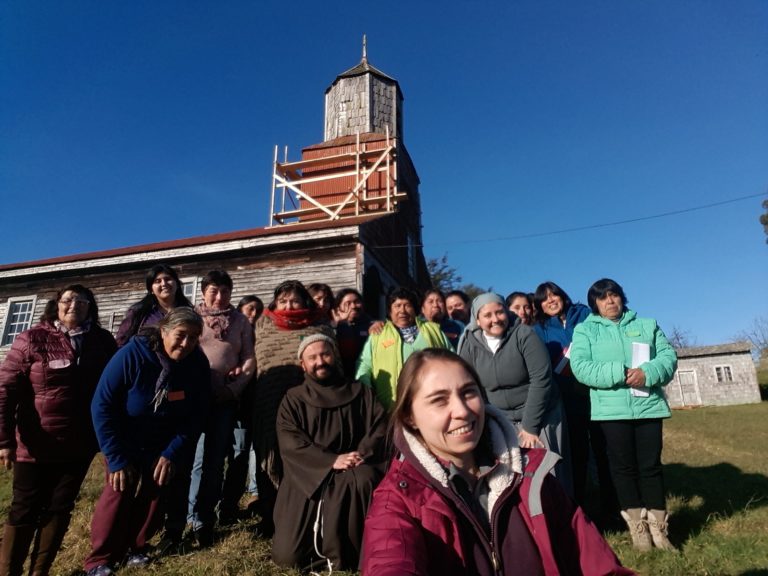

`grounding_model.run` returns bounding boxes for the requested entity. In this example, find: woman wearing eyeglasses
[0,285,117,576]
